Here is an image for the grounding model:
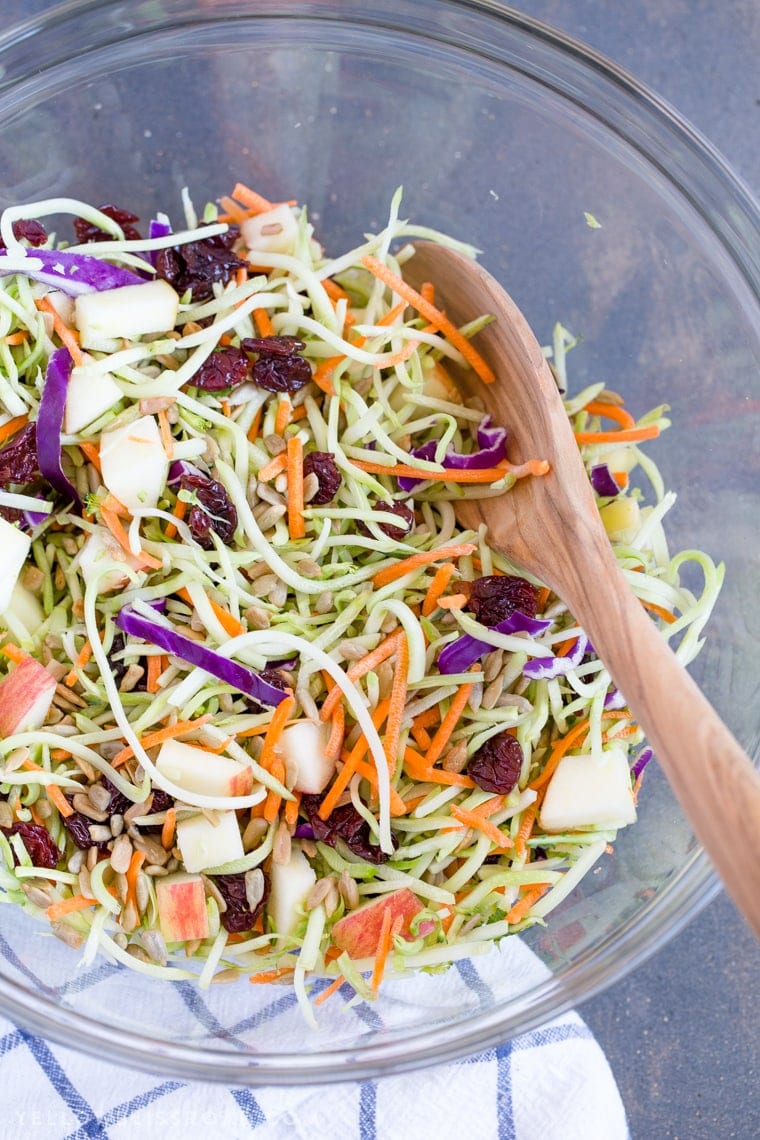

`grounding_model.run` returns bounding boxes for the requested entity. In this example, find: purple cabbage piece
[631,747,653,780]
[167,459,204,486]
[590,463,621,498]
[0,248,145,295]
[522,633,591,681]
[37,347,82,508]
[604,686,627,710]
[293,823,315,840]
[438,610,552,675]
[115,604,288,707]
[148,217,173,267]
[398,415,509,492]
